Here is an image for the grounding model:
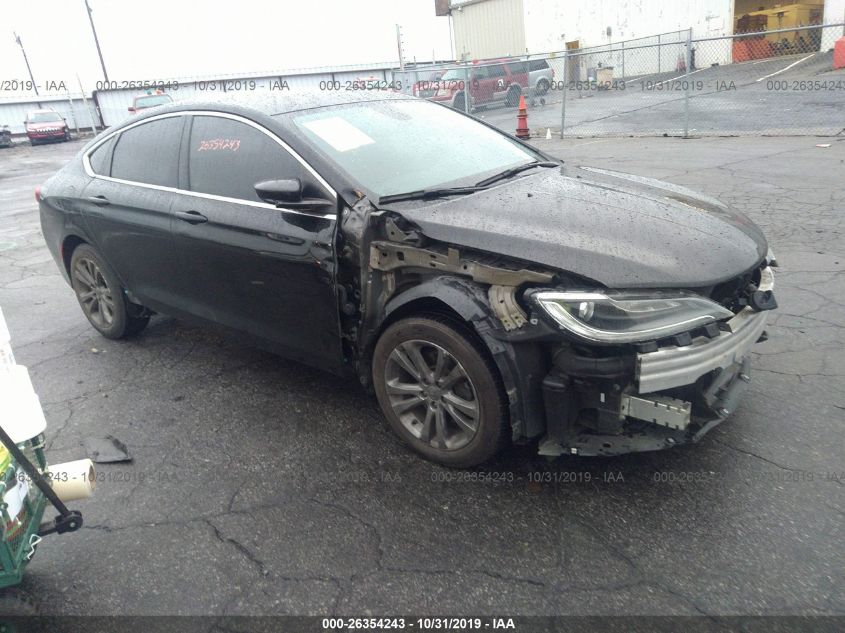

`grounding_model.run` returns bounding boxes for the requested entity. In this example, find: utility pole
[13,32,39,95]
[395,24,405,71]
[84,0,110,83]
